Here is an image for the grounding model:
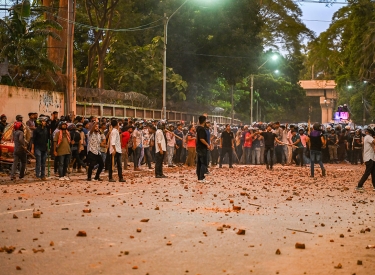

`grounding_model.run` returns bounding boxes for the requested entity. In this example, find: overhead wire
[44,10,164,32]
